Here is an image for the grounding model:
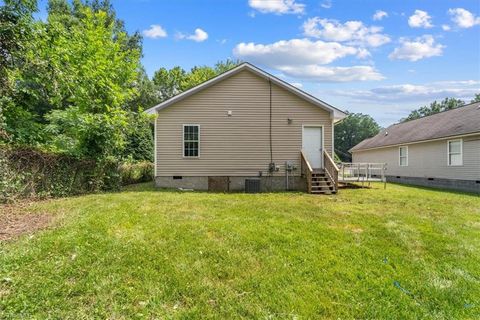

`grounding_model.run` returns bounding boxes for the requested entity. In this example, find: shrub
[119,161,154,186]
[0,147,121,203]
